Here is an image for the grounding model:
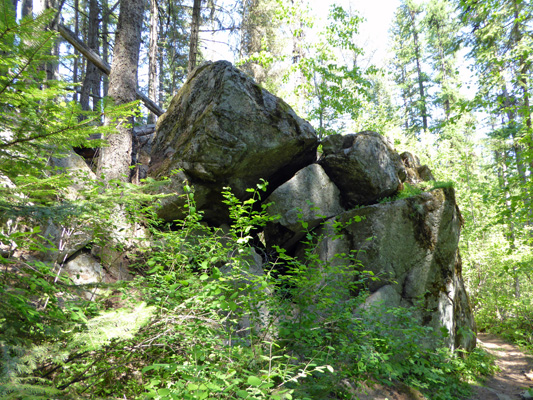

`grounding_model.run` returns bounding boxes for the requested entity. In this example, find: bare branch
[57,24,165,116]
